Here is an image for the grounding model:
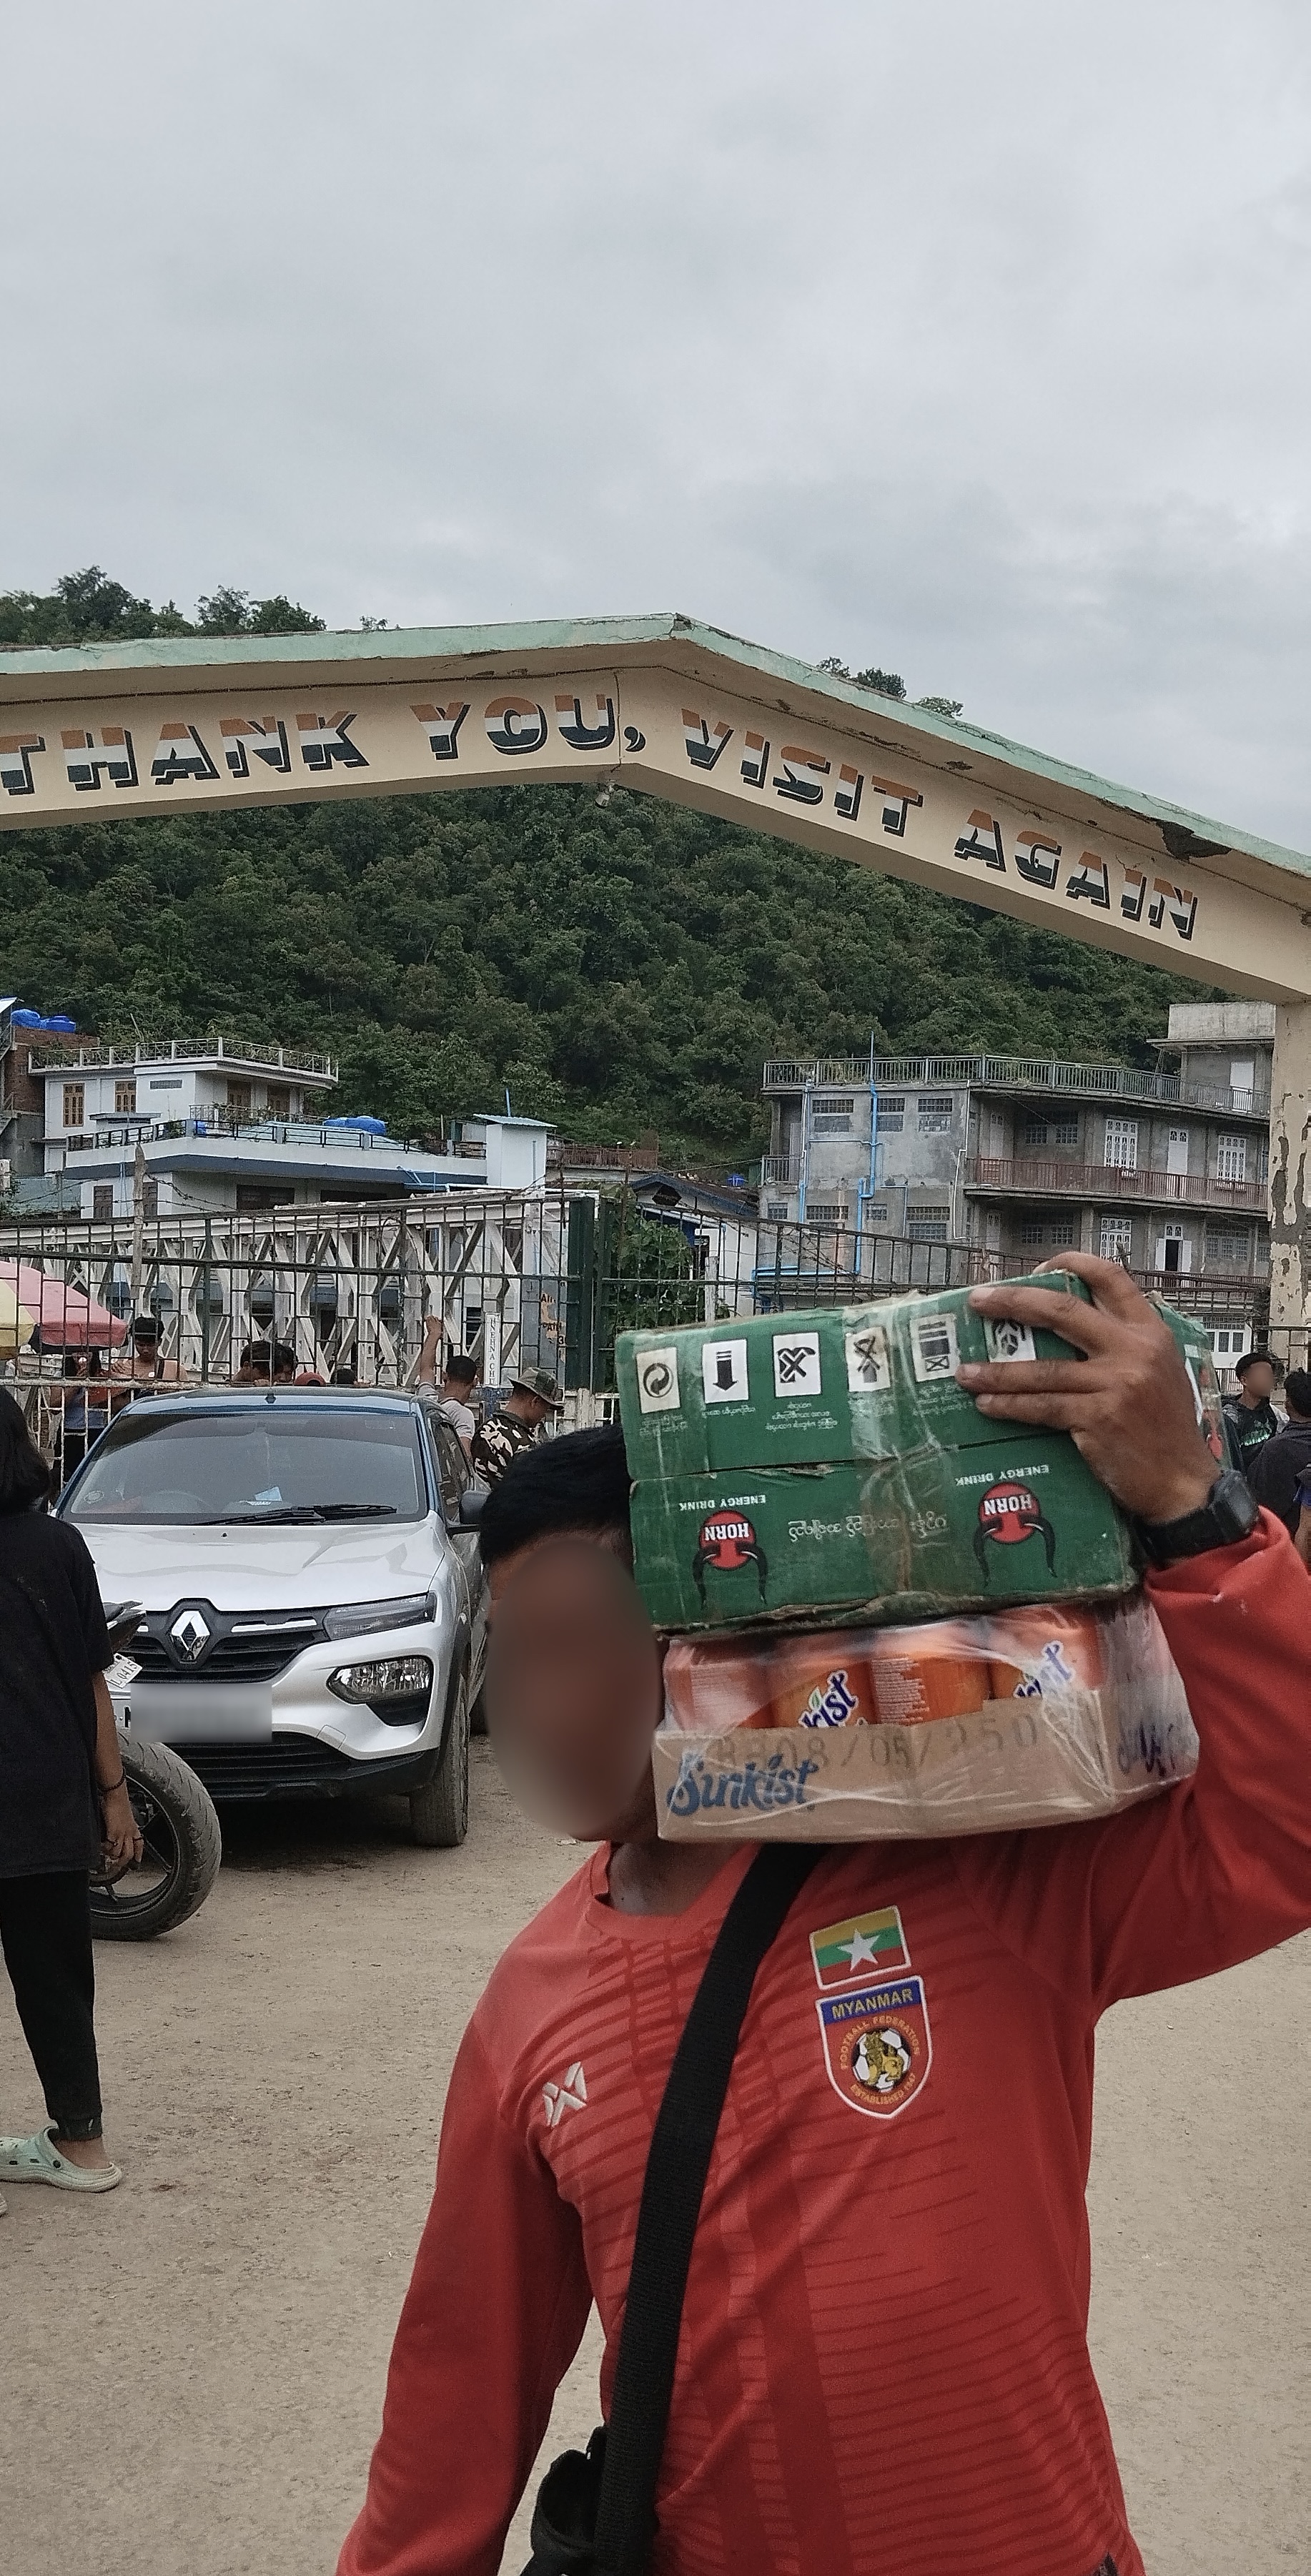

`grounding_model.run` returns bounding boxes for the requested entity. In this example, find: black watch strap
[1134,1468,1259,1568]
